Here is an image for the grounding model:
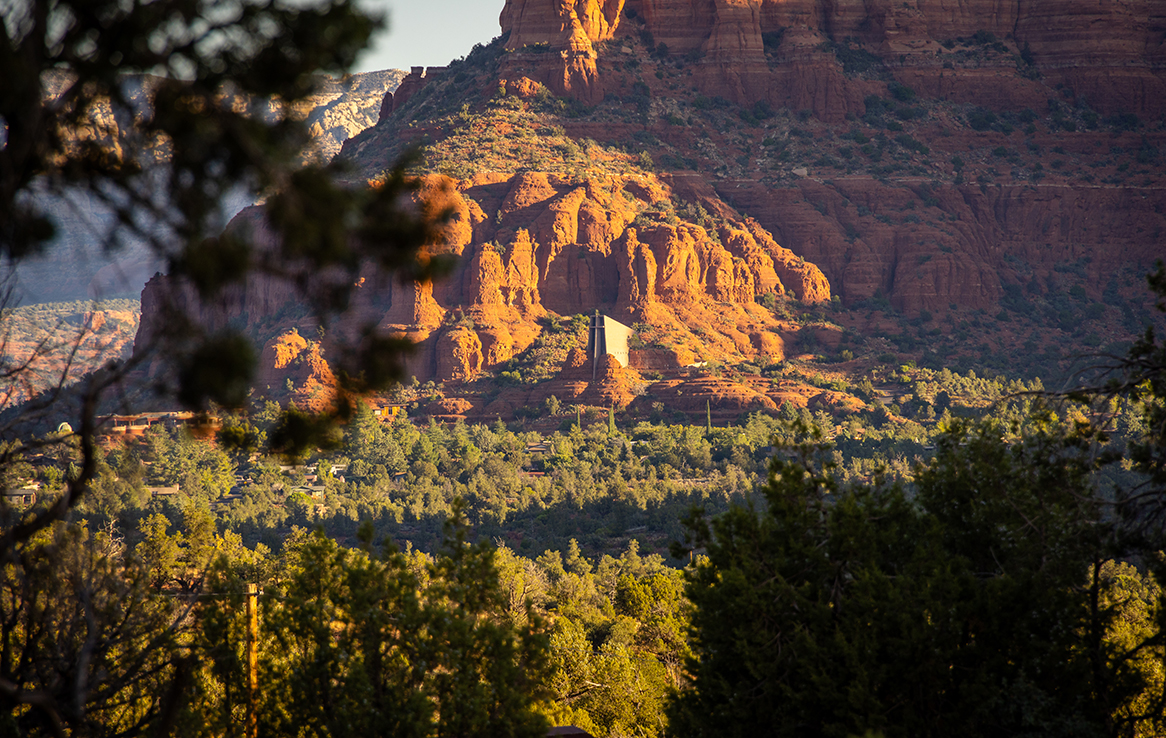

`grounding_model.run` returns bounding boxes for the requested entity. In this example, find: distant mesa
[17,69,406,307]
[116,0,1166,420]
